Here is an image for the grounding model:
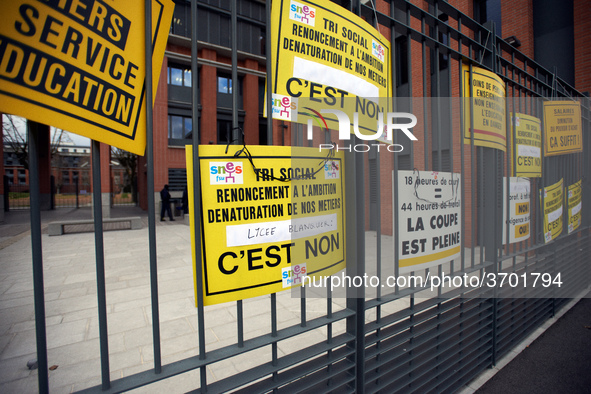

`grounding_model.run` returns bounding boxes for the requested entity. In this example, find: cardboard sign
[187,145,346,306]
[463,65,506,151]
[543,101,582,156]
[0,0,174,155]
[396,170,462,272]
